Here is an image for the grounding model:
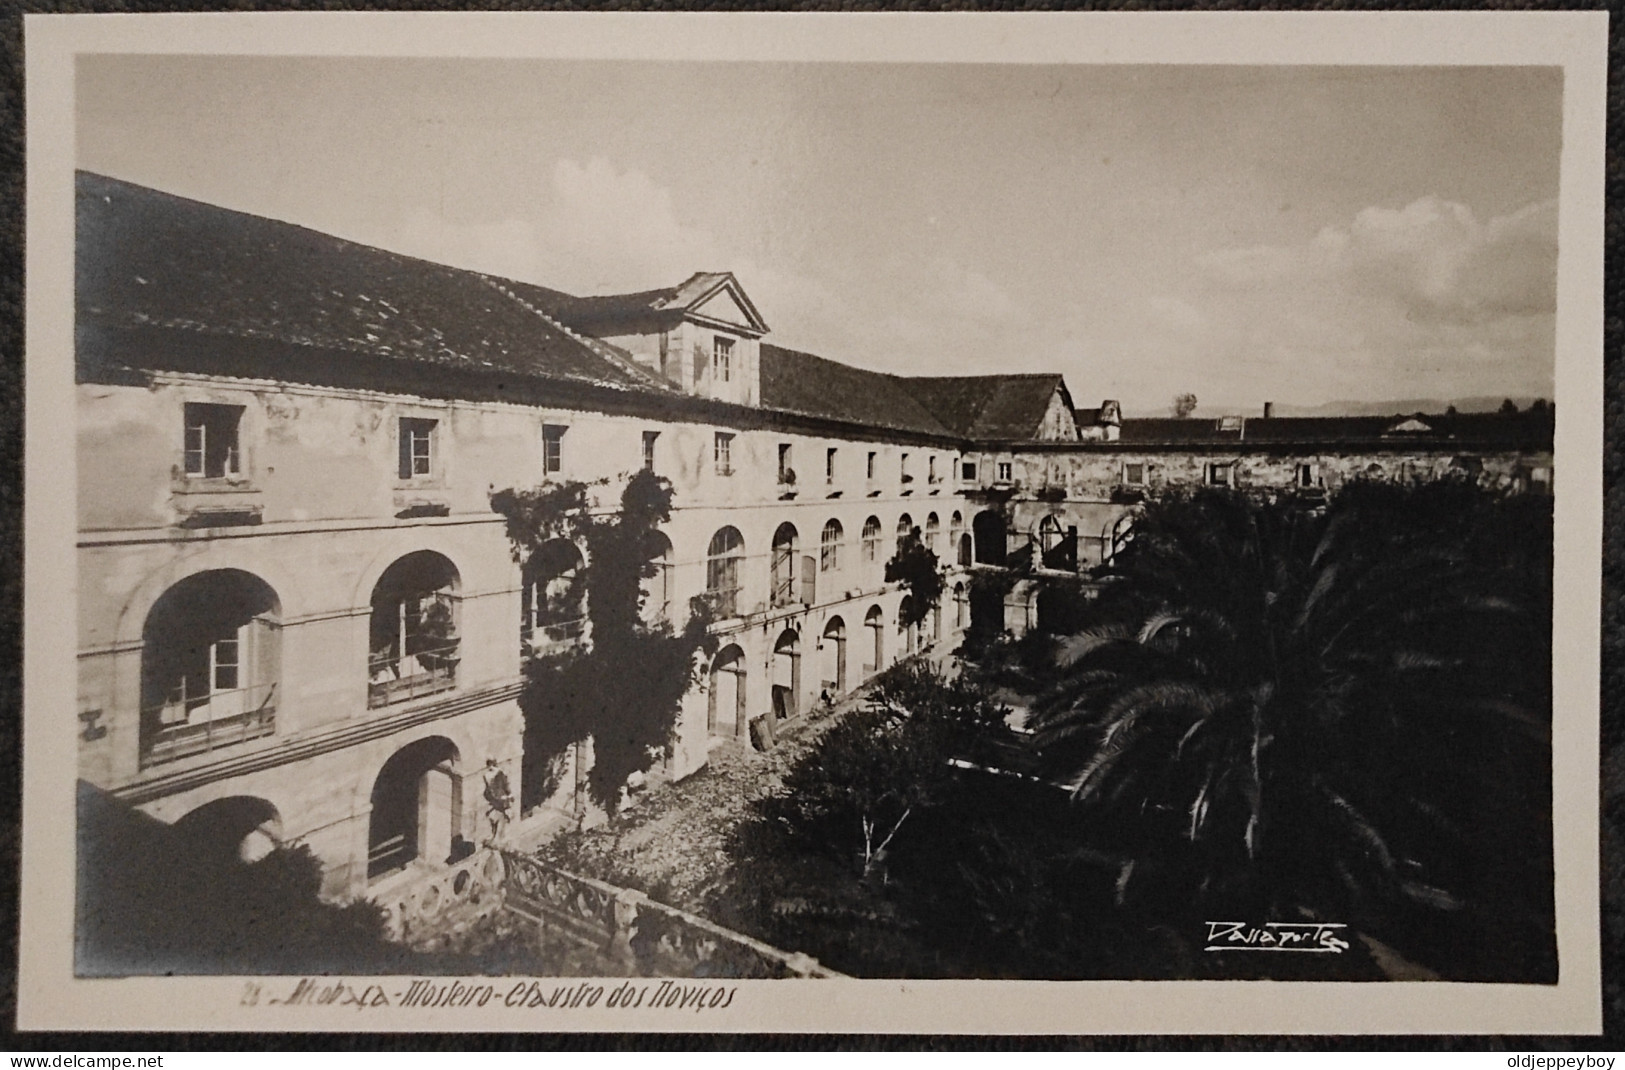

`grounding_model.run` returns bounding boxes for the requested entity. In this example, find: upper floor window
[714,432,735,476]
[543,424,567,475]
[714,337,734,382]
[1296,462,1321,488]
[928,456,939,483]
[862,516,882,564]
[1124,462,1146,486]
[867,452,878,481]
[826,447,838,484]
[778,443,794,483]
[821,520,844,573]
[184,403,243,478]
[399,418,437,479]
[996,461,1013,483]
[900,453,913,484]
[1206,462,1236,487]
[642,431,659,473]
[961,459,977,482]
